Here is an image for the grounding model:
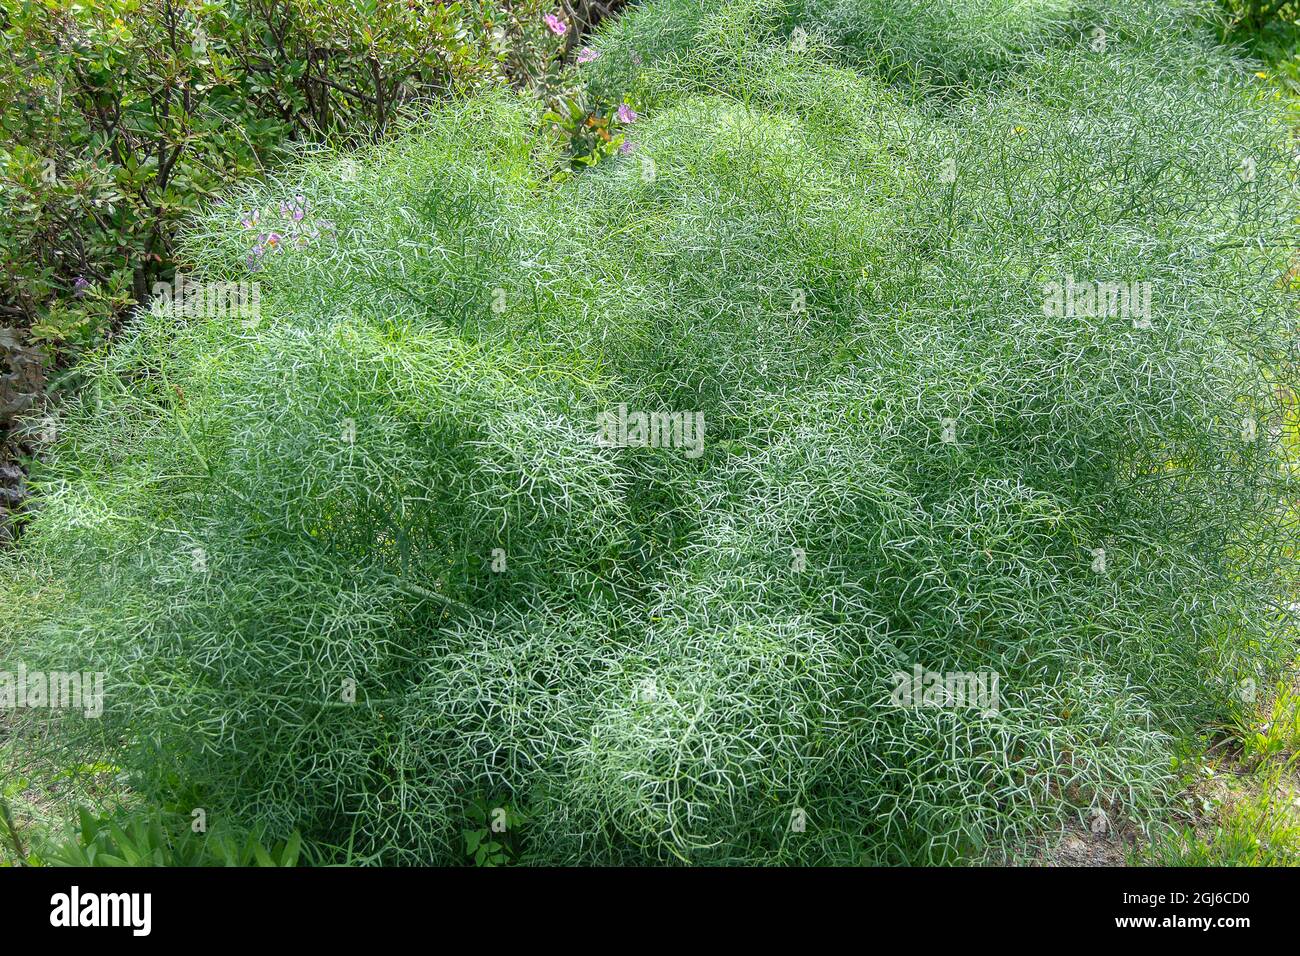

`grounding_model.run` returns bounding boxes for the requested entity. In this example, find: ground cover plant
[2,0,1299,865]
